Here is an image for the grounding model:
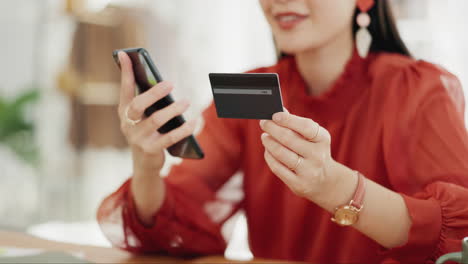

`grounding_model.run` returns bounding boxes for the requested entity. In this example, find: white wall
[398,0,468,124]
